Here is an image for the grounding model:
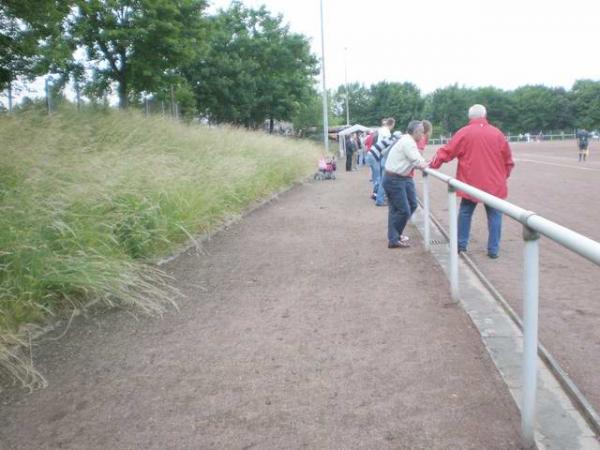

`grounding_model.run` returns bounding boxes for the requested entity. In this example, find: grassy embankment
[0,105,322,388]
